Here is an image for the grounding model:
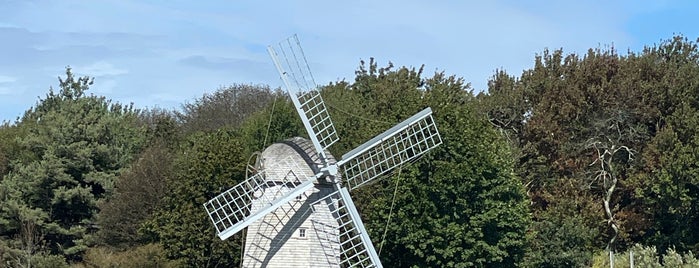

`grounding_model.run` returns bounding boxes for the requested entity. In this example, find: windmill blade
[204,171,315,240]
[311,188,383,268]
[338,107,442,190]
[267,35,339,156]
